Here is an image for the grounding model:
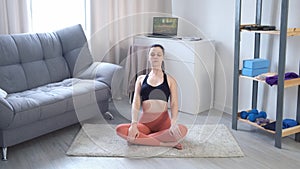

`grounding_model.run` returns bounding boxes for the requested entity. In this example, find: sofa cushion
[38,33,71,82]
[56,24,94,77]
[0,32,71,94]
[0,35,28,93]
[2,78,110,129]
